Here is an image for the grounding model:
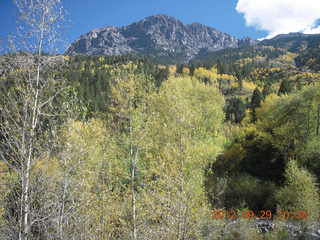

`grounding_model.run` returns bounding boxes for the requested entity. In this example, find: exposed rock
[238,37,259,48]
[66,14,257,63]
